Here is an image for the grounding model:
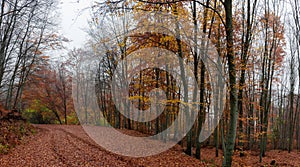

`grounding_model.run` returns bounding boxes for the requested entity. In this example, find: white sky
[58,0,93,49]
